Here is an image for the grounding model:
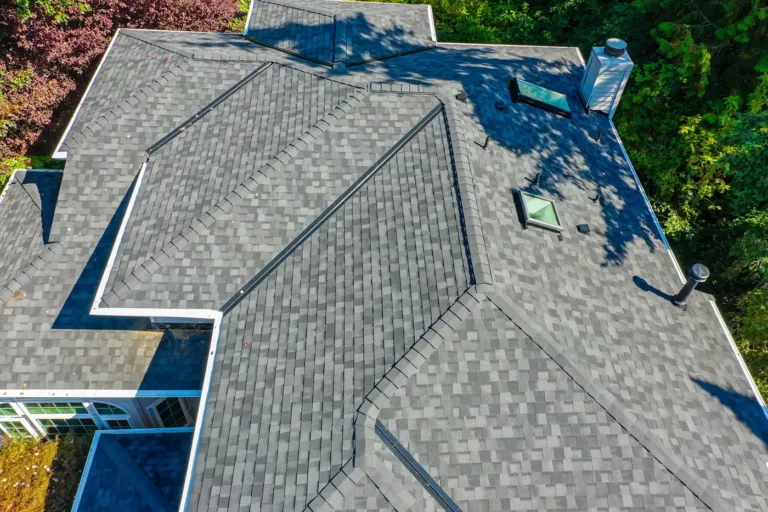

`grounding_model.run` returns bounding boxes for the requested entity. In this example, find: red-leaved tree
[0,0,239,173]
